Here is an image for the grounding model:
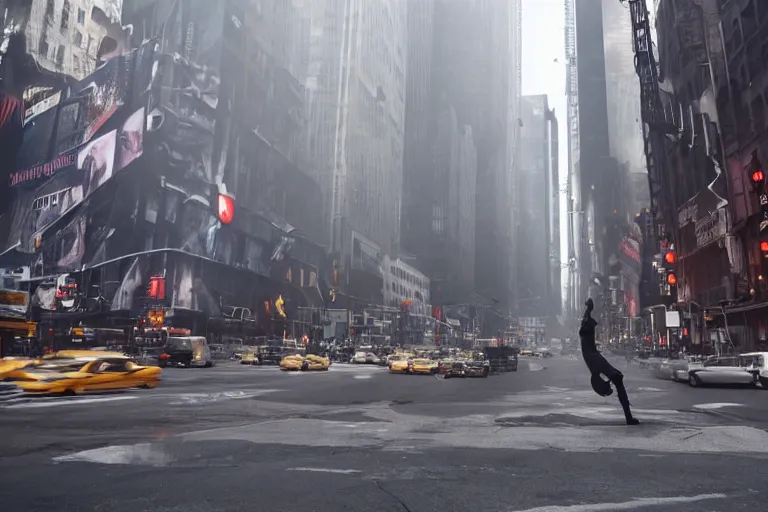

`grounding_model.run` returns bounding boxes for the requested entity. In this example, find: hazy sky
[521,0,569,310]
